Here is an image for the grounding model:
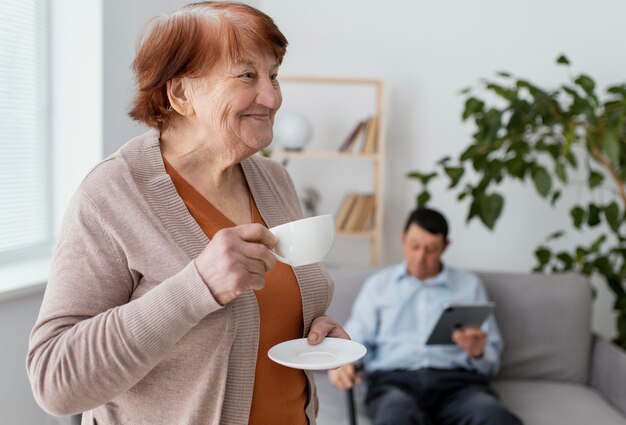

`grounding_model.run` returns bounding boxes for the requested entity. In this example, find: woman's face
[187,48,282,156]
